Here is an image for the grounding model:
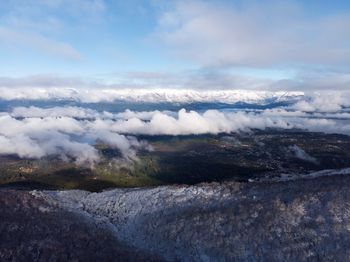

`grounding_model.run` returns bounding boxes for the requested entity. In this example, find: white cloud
[1,104,350,165]
[154,0,350,68]
[1,67,350,92]
[11,106,102,119]
[0,26,82,60]
[0,0,107,61]
[289,145,318,164]
[115,109,175,121]
[291,92,350,112]
[0,114,147,166]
